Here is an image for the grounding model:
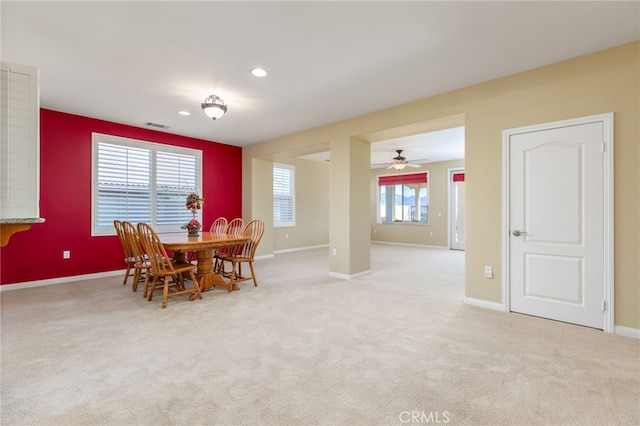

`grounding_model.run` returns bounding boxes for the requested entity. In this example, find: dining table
[159,231,249,292]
